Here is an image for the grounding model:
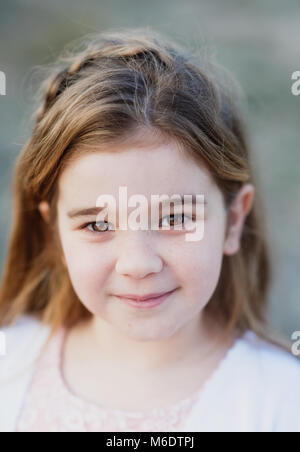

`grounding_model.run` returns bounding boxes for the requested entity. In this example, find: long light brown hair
[0,27,294,355]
